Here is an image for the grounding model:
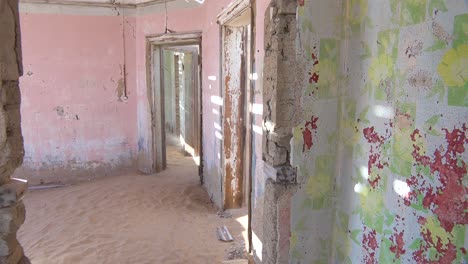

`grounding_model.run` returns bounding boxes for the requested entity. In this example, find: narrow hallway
[17,145,248,263]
